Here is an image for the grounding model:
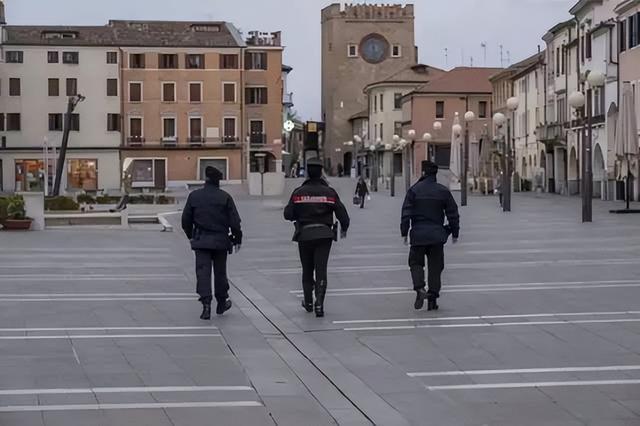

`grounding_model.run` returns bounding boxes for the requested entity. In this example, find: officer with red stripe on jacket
[284,159,350,317]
